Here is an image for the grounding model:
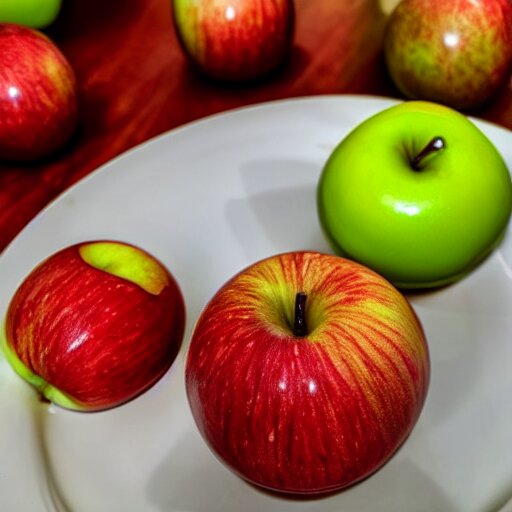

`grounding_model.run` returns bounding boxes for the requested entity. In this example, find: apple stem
[410,136,445,170]
[293,291,308,338]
